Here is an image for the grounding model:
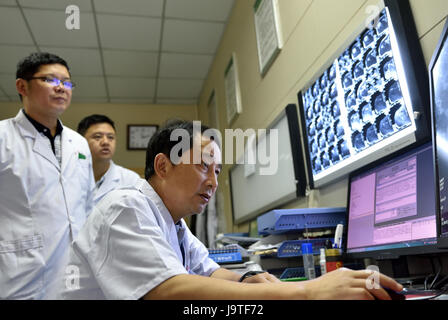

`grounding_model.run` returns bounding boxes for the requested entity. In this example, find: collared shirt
[22,109,63,165]
[93,161,141,205]
[60,179,220,300]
